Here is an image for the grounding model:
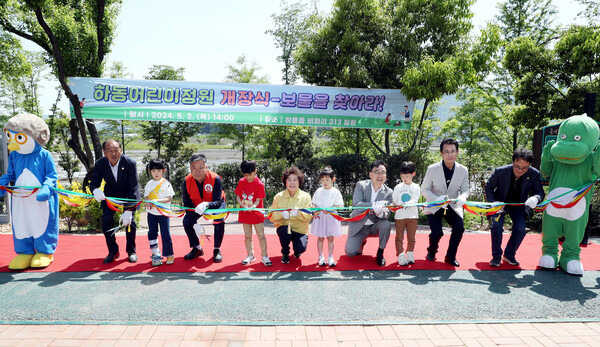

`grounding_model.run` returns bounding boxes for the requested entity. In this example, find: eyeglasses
[514,164,529,171]
[371,170,387,175]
